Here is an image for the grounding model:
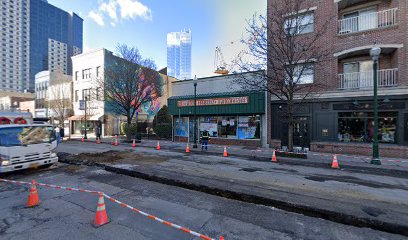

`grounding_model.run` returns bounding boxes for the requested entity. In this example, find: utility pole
[370,47,381,165]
